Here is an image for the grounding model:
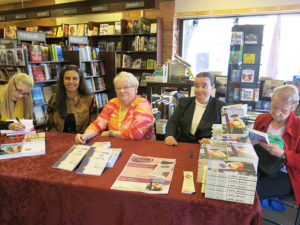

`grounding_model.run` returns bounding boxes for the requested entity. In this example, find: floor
[262,205,299,225]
